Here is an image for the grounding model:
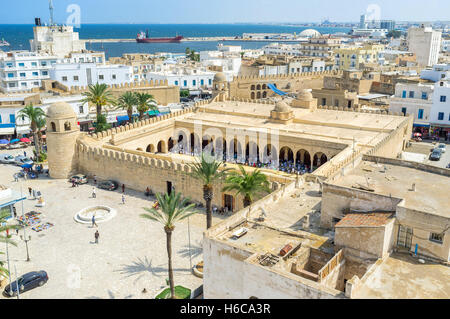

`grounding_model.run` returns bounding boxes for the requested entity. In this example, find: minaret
[49,0,54,25]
